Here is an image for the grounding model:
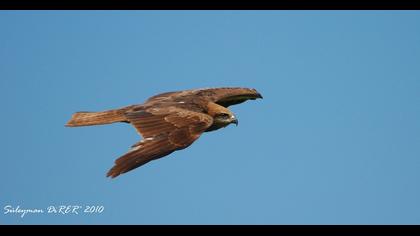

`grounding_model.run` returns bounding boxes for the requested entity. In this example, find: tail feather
[66,108,129,127]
